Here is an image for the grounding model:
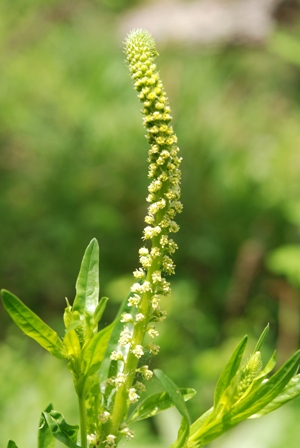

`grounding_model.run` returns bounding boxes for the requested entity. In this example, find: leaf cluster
[187,326,300,447]
[1,239,114,447]
[2,241,300,448]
